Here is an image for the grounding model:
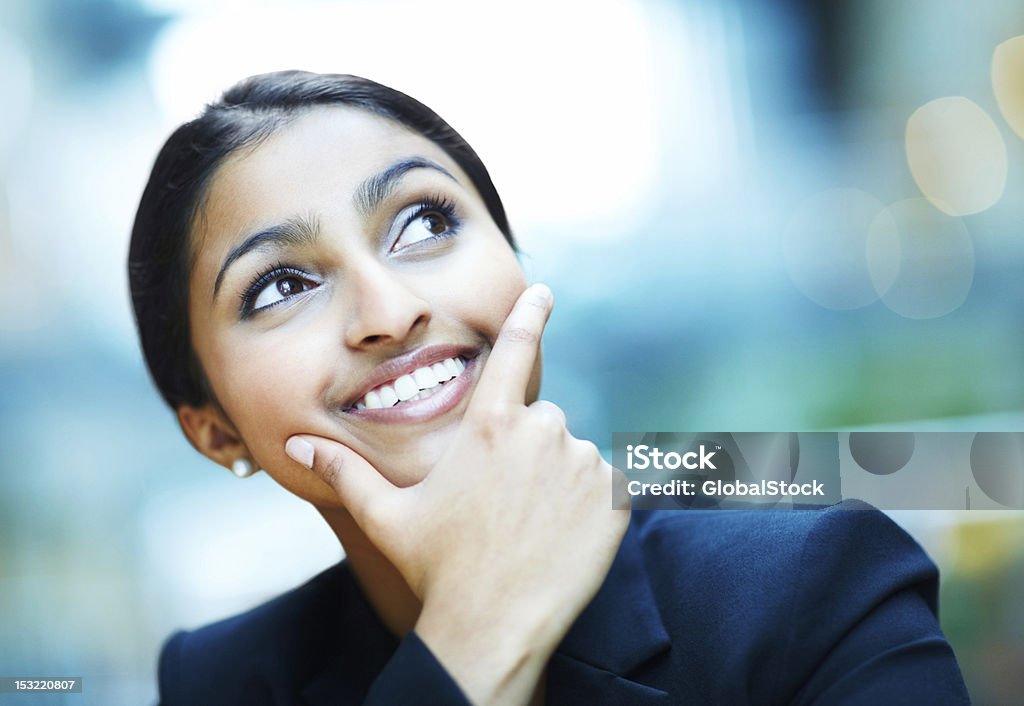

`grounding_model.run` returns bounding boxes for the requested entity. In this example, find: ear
[177,403,251,472]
